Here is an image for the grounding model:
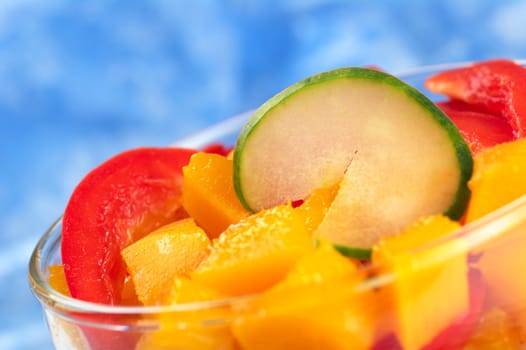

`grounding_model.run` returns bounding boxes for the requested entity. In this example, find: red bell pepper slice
[436,100,515,154]
[202,142,233,156]
[61,147,195,305]
[425,59,526,138]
